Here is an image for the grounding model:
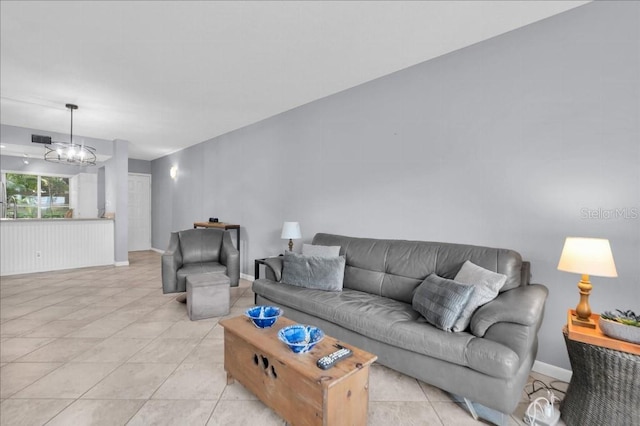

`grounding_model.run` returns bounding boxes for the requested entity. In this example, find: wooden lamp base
[571,312,596,329]
[573,274,596,329]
